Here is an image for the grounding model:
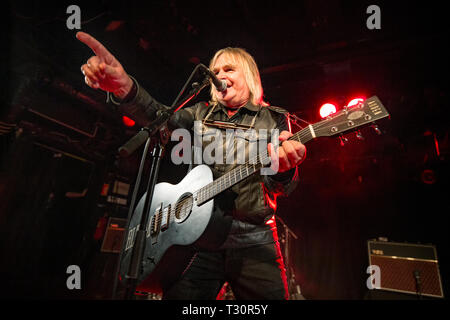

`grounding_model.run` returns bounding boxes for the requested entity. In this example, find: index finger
[76,32,113,62]
[279,130,293,142]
